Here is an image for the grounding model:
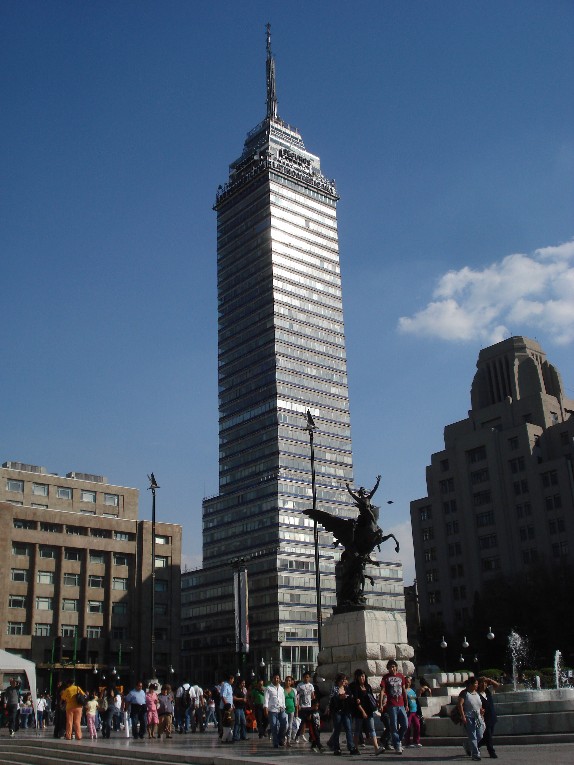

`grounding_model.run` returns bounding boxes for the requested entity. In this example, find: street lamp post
[305,410,322,652]
[147,473,160,680]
